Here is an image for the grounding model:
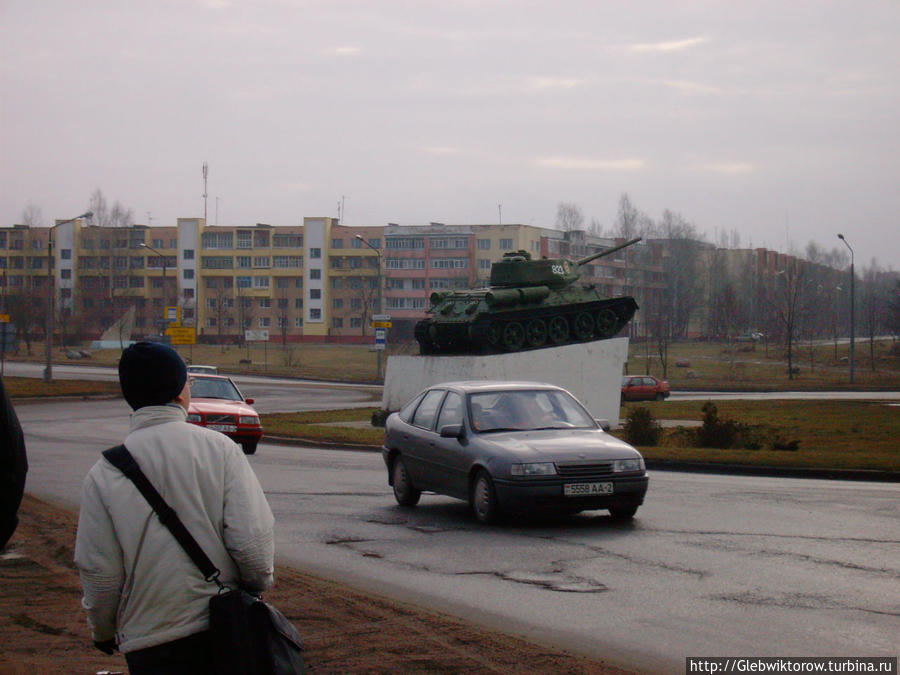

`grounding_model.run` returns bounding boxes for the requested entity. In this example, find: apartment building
[0,217,683,345]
